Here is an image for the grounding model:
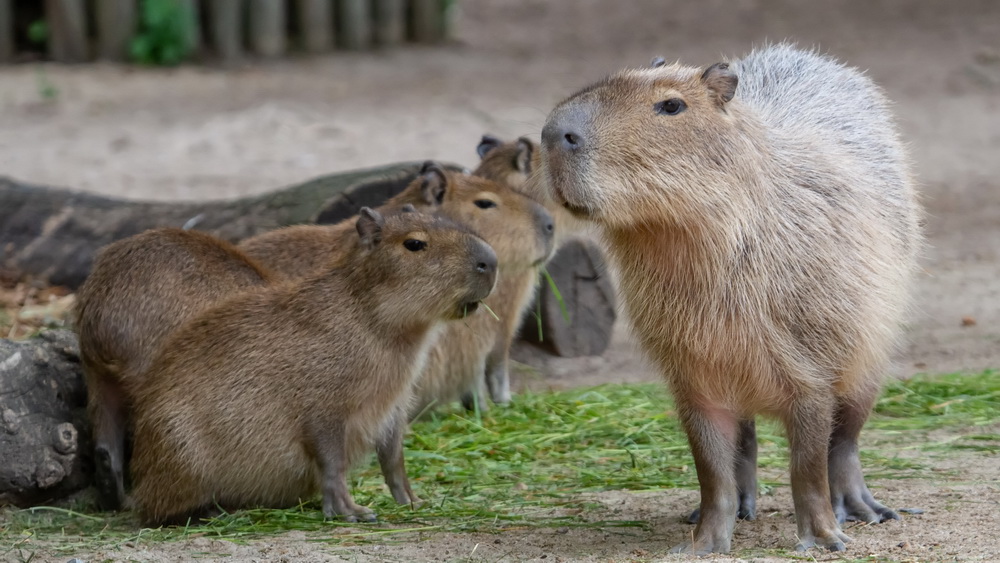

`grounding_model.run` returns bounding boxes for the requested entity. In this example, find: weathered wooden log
[0,330,89,507]
[519,238,617,357]
[45,0,88,62]
[296,0,334,53]
[0,162,447,289]
[248,0,286,57]
[94,0,136,61]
